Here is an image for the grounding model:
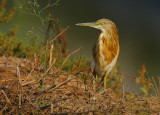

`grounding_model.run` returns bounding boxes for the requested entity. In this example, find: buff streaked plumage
[76,19,119,80]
